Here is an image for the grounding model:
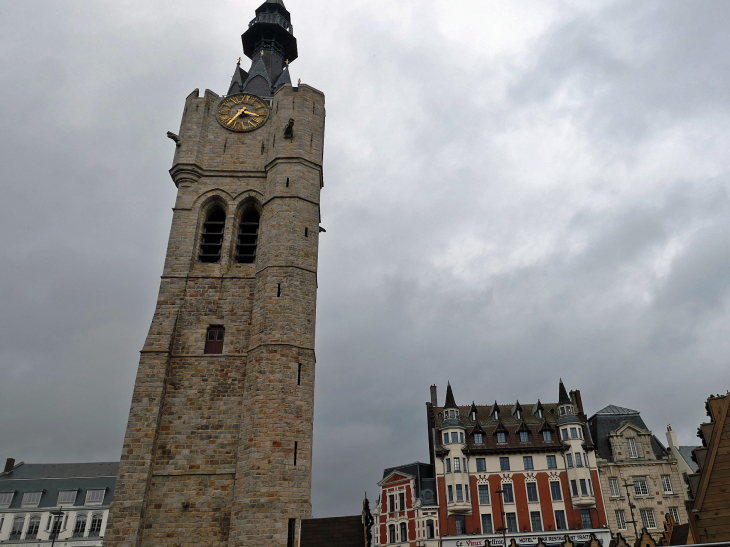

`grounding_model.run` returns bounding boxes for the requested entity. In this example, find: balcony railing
[249,13,293,33]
